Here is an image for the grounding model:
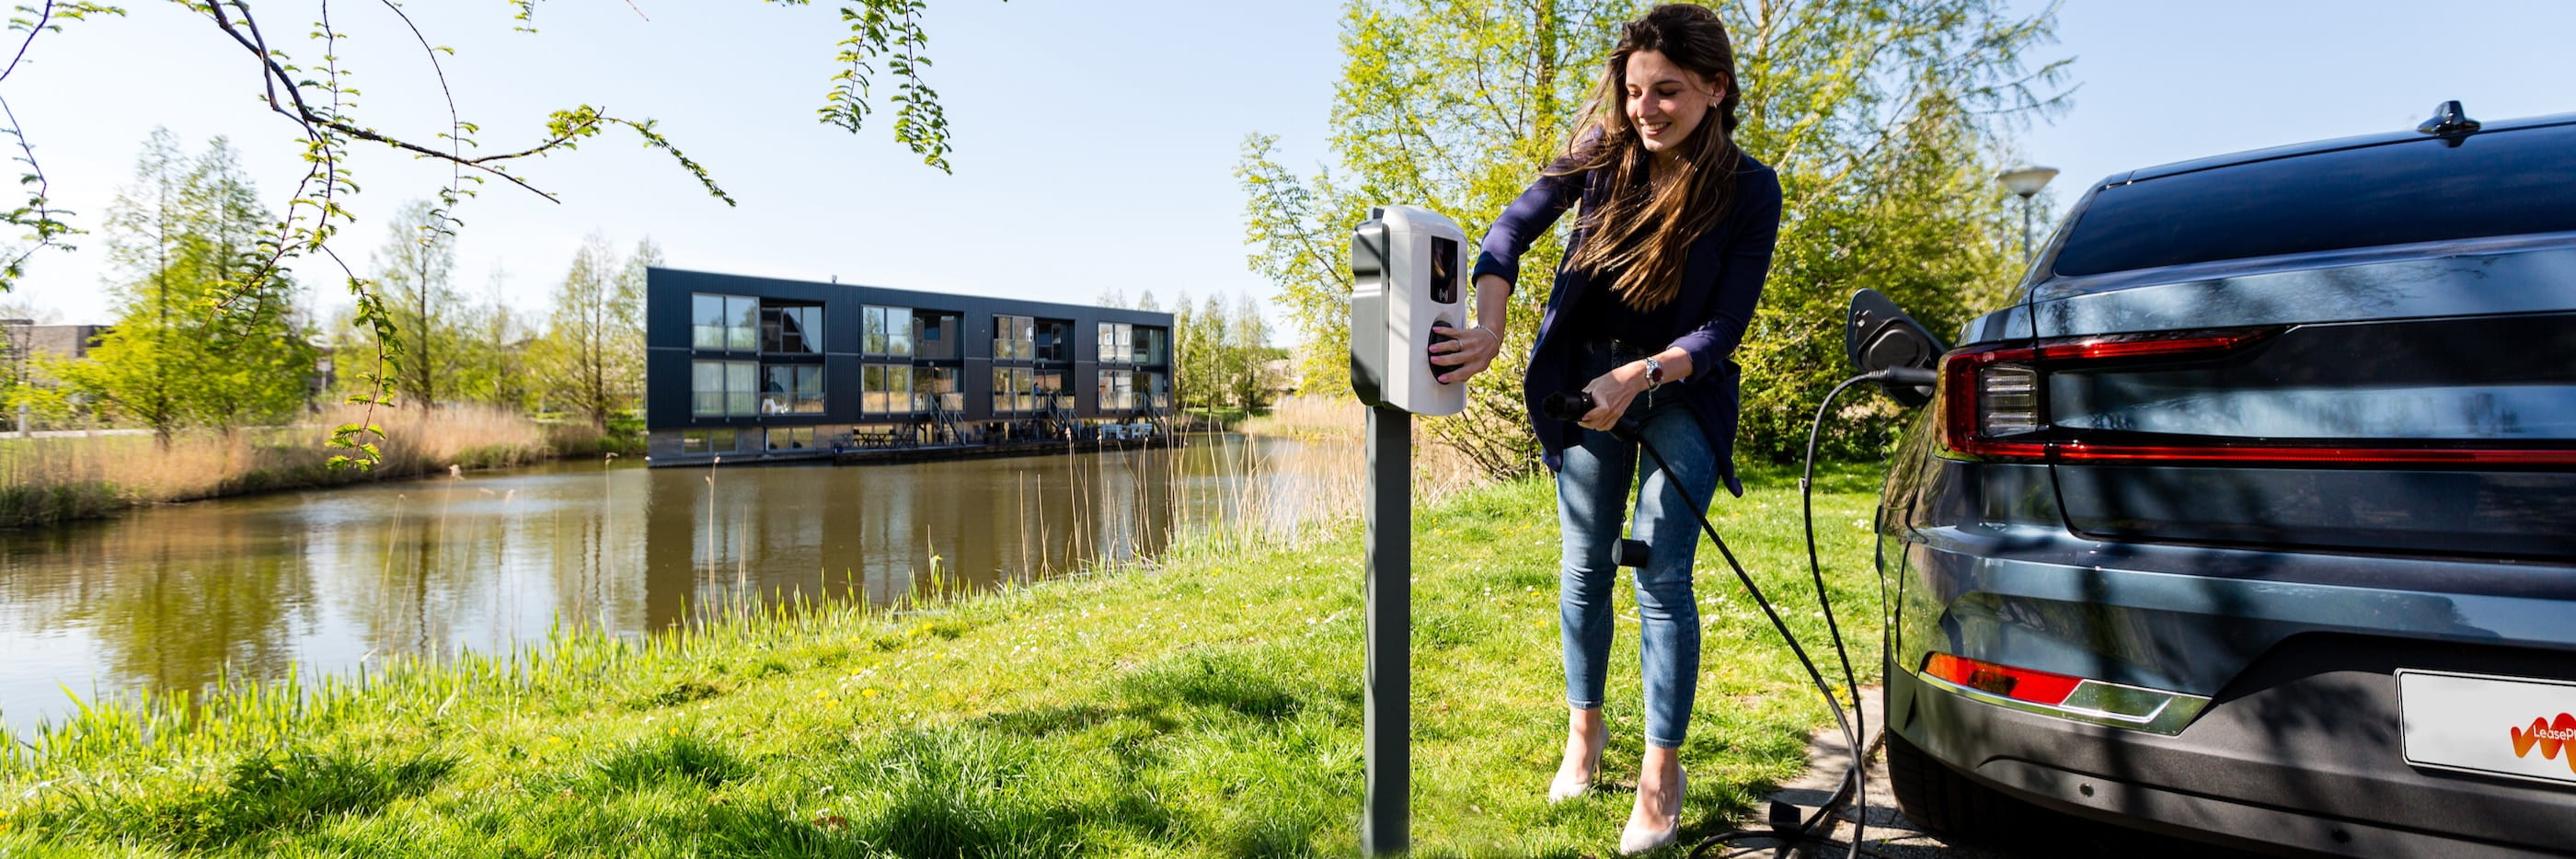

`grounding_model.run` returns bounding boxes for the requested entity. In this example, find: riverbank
[0,406,643,529]
[0,462,1889,856]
